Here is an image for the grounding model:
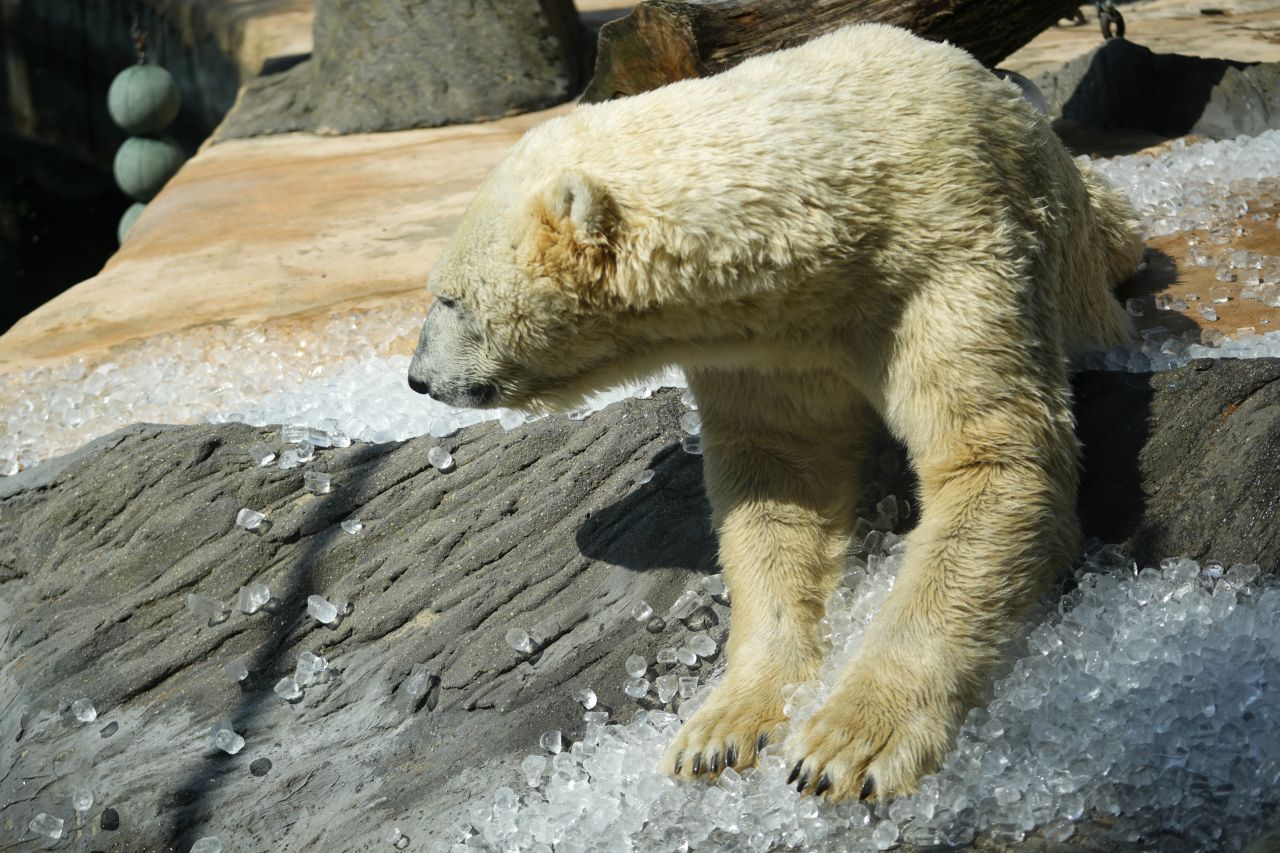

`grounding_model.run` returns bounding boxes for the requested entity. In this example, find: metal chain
[1095,0,1126,40]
